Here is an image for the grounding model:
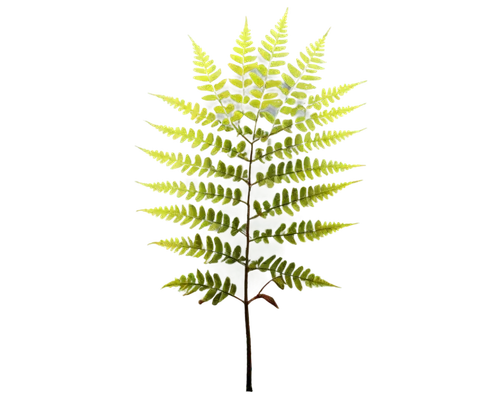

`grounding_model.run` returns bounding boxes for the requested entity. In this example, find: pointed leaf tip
[323,24,333,36]
[260,294,279,309]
